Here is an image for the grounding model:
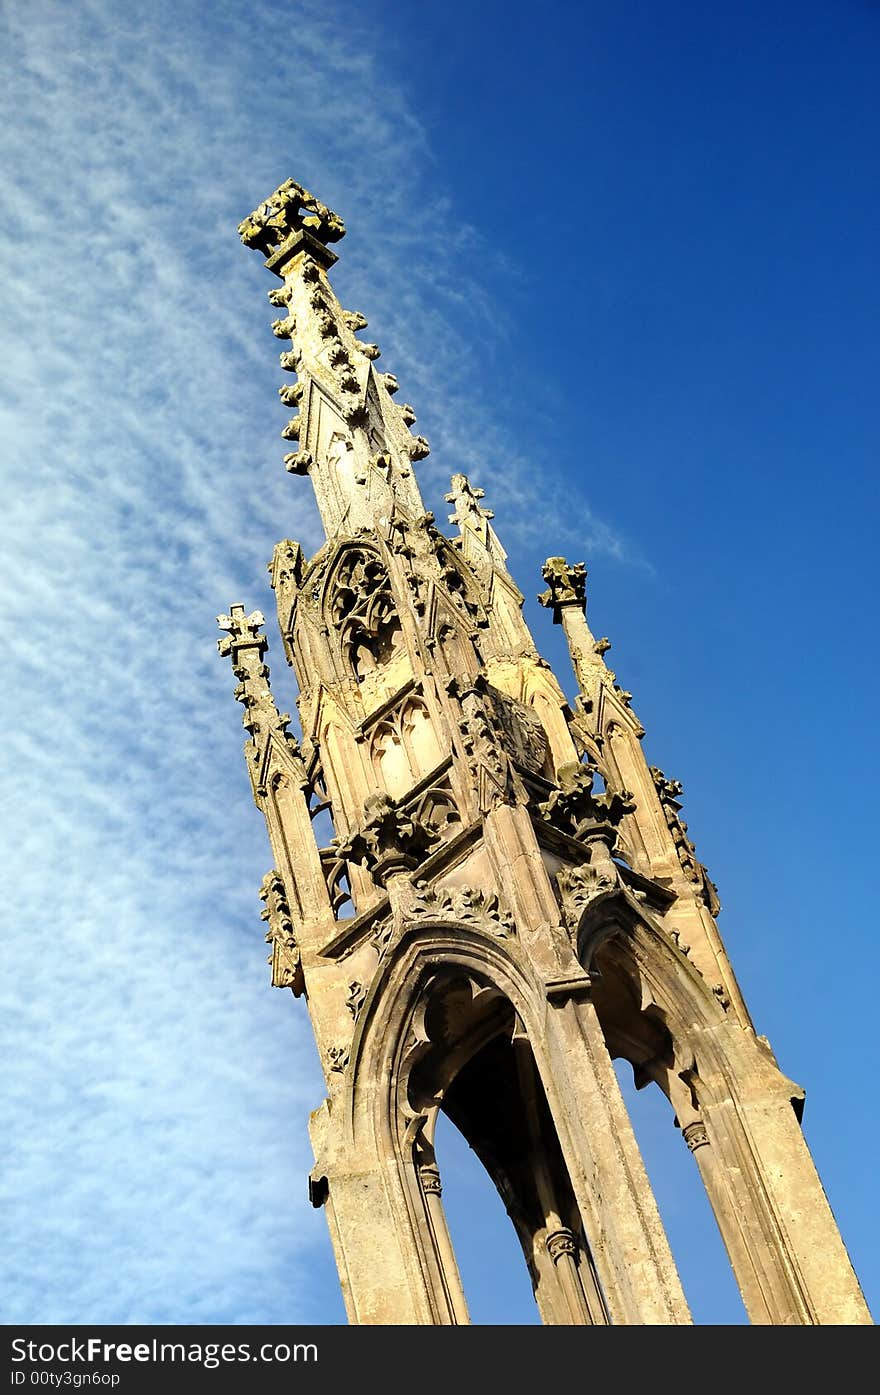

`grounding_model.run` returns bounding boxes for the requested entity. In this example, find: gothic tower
[219,179,869,1325]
